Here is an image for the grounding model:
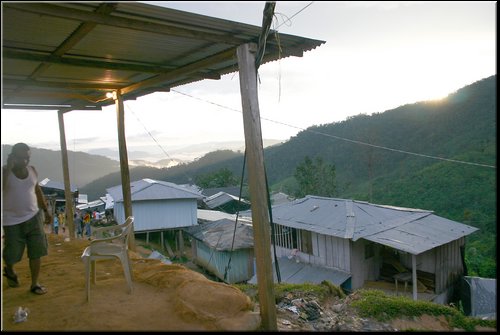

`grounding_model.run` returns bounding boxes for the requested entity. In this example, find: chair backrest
[120,216,134,248]
[92,216,134,248]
